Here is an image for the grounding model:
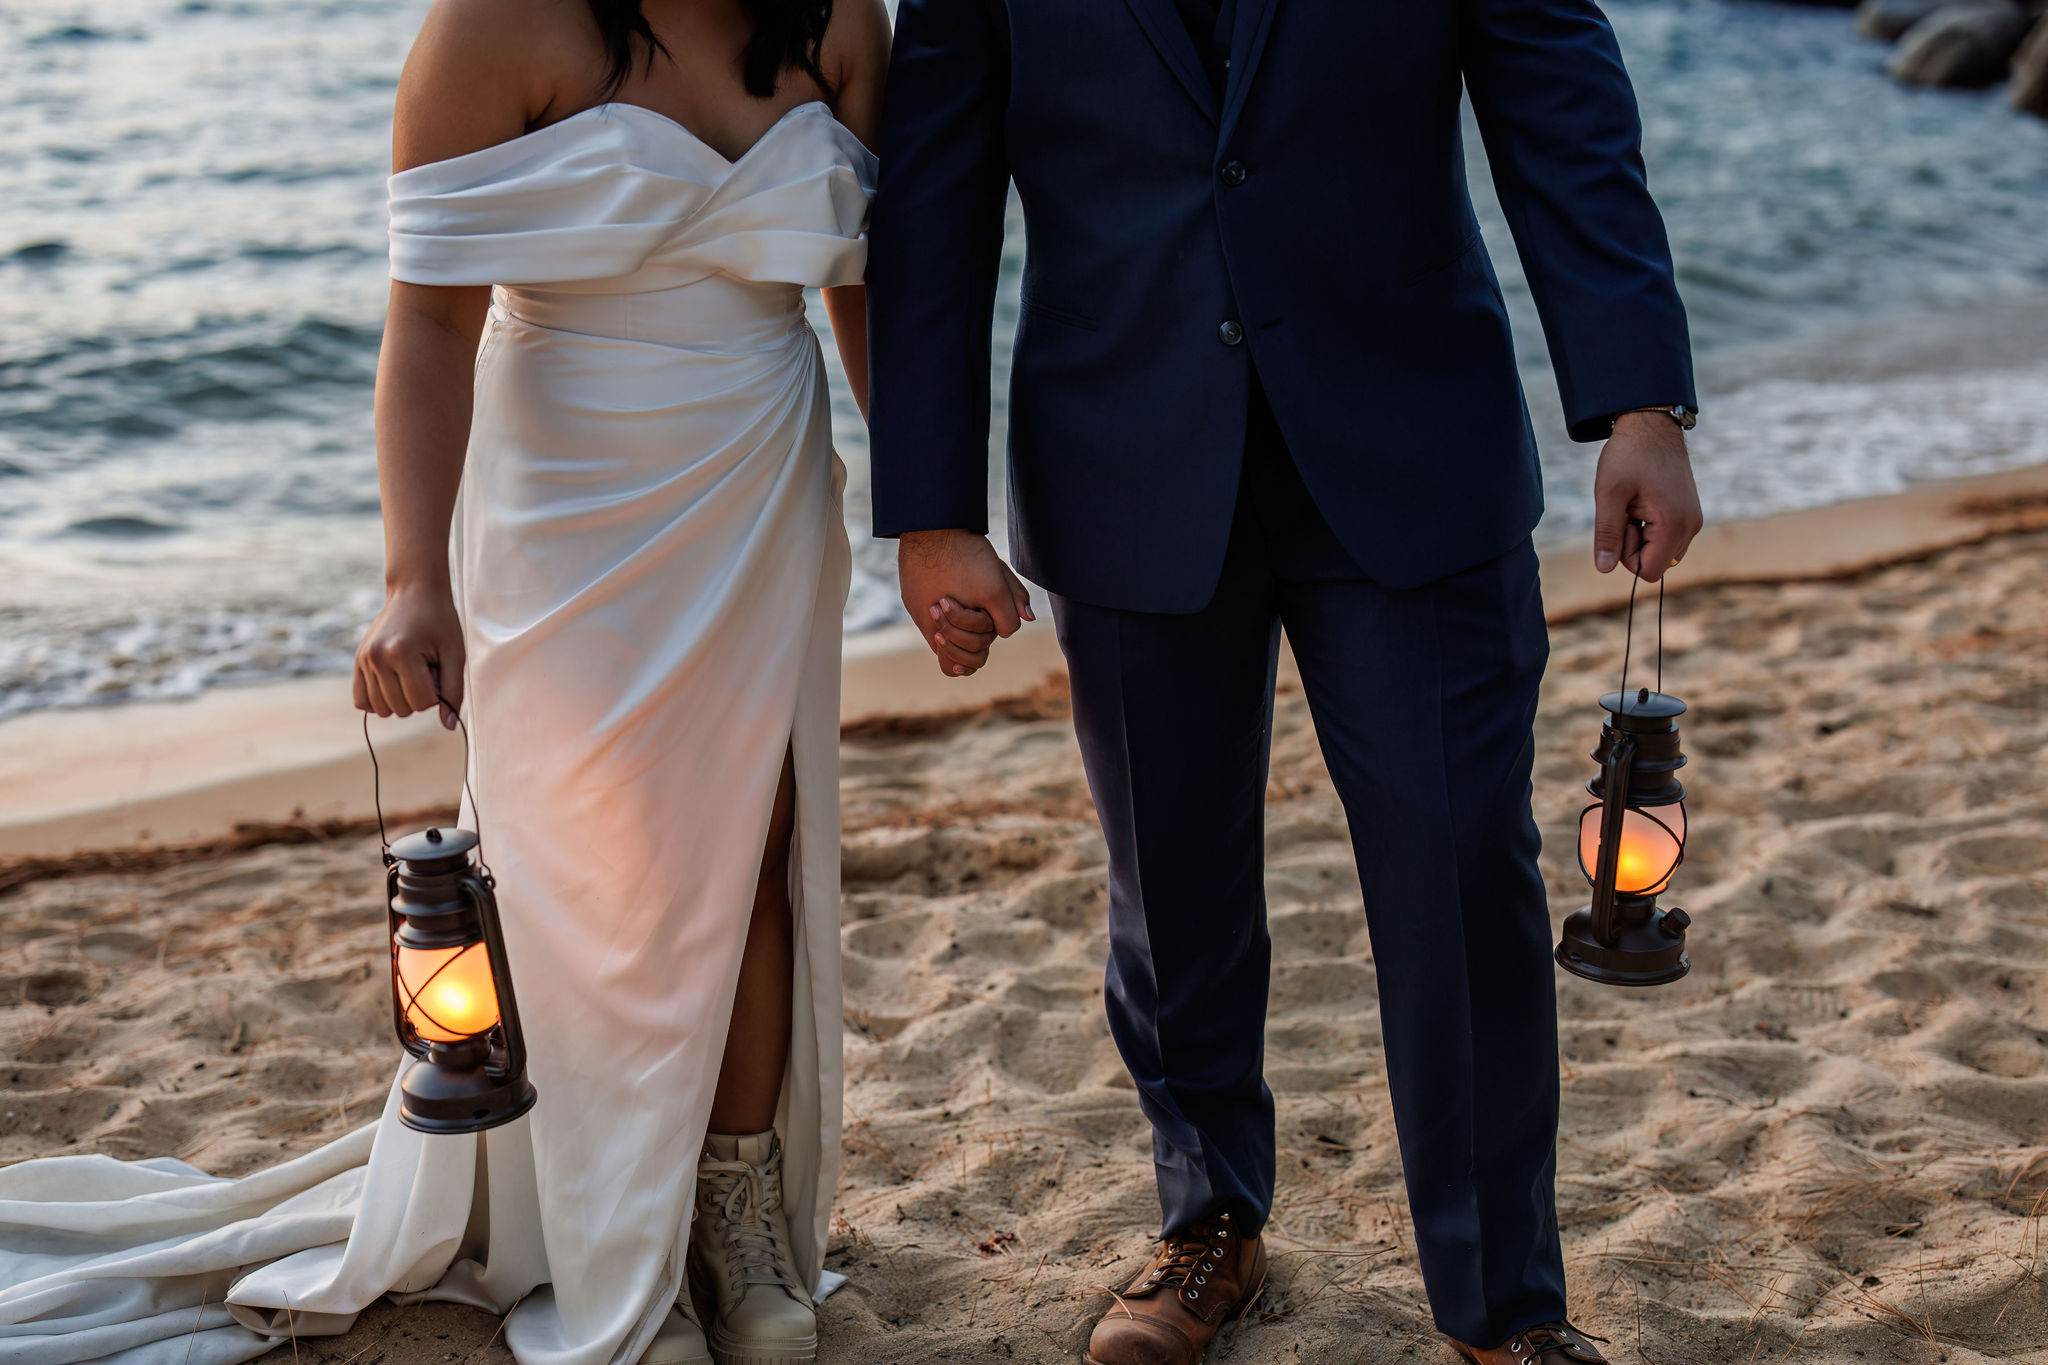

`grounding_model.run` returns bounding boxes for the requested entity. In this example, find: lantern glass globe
[1578,802,1685,897]
[395,940,503,1042]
